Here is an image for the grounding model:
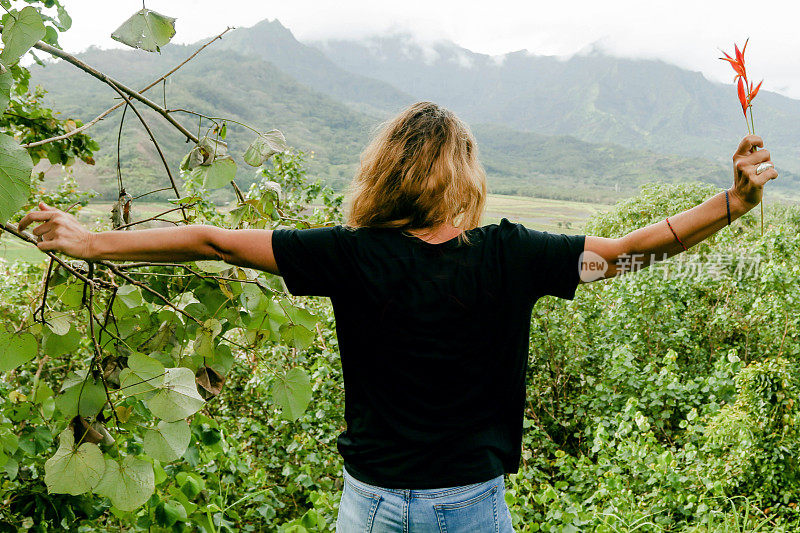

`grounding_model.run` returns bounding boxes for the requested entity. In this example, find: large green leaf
[94,455,154,511]
[42,325,81,357]
[0,330,37,372]
[0,133,33,224]
[271,367,312,421]
[119,353,165,398]
[0,6,46,66]
[195,318,221,359]
[55,371,107,418]
[44,429,105,495]
[146,367,205,422]
[188,156,236,190]
[279,323,316,351]
[243,130,287,167]
[110,8,176,53]
[143,420,190,462]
